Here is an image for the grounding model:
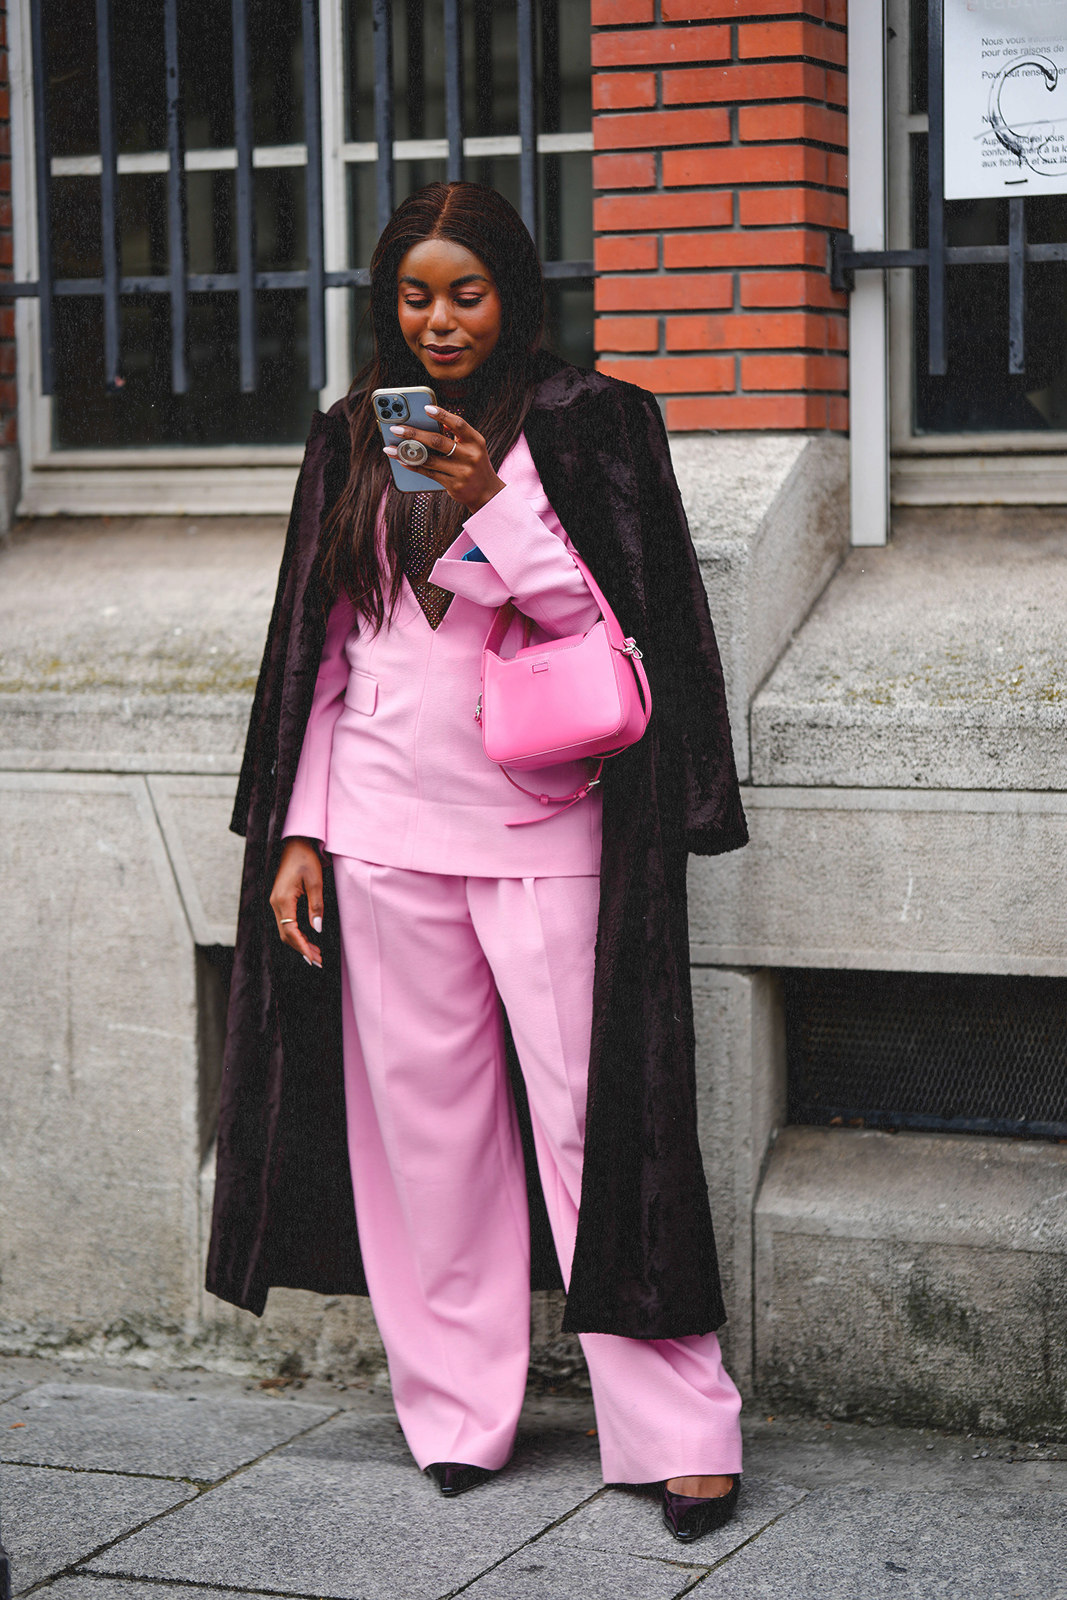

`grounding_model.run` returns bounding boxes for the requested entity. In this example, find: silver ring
[445,437,458,457]
[279,918,296,925]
